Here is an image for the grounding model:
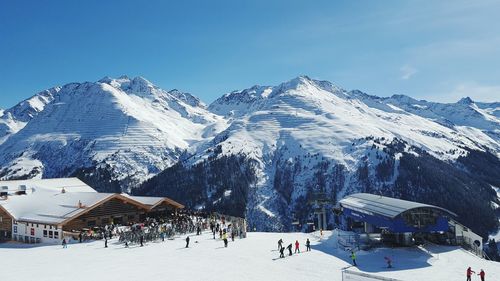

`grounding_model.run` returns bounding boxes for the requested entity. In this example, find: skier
[140,235,144,247]
[104,237,108,248]
[62,238,67,249]
[287,243,293,256]
[223,232,228,247]
[185,236,190,248]
[384,256,392,268]
[197,225,201,235]
[295,240,300,253]
[278,238,283,250]
[478,269,485,281]
[279,245,285,258]
[213,228,216,239]
[79,232,83,243]
[351,251,357,266]
[466,267,475,281]
[305,238,311,251]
